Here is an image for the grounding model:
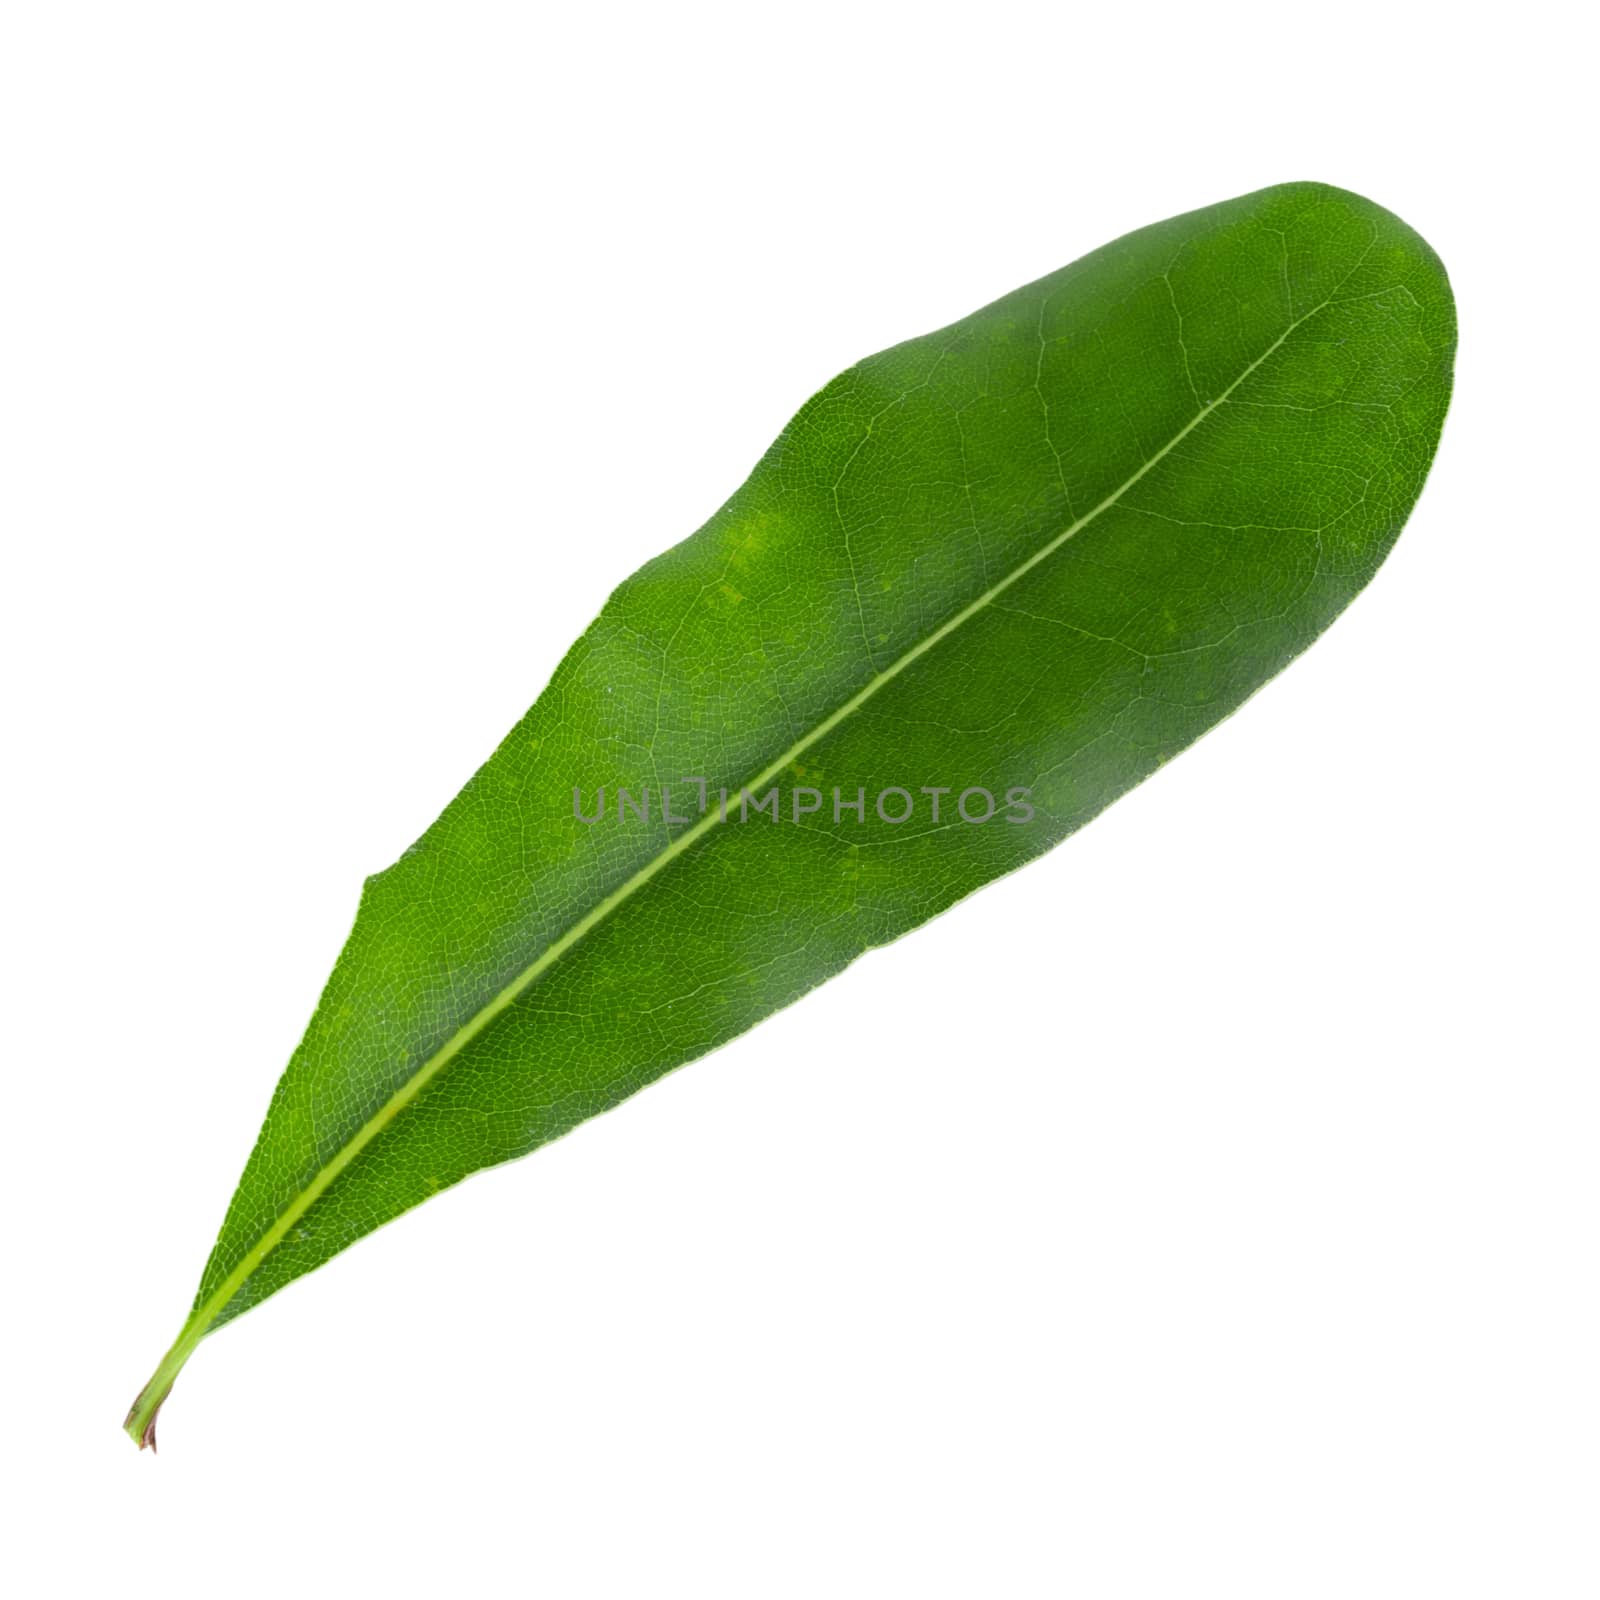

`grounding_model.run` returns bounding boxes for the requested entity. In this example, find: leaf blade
[127,180,1454,1444]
